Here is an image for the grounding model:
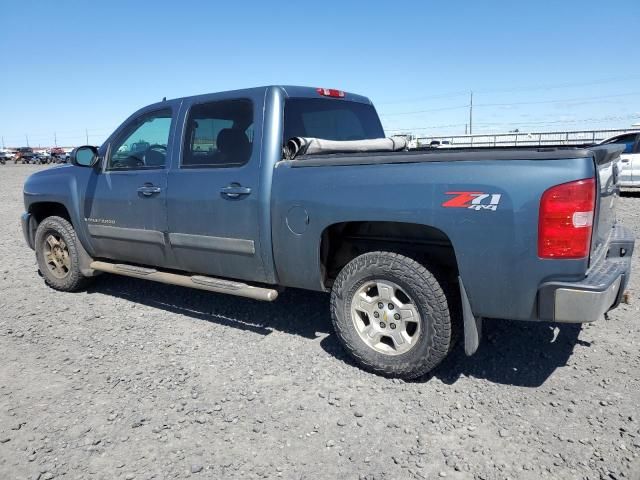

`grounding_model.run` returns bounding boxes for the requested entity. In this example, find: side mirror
[71,146,100,167]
